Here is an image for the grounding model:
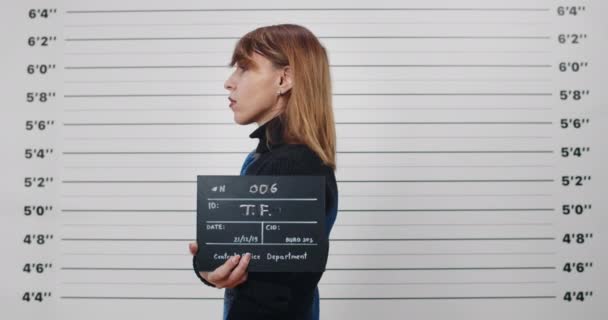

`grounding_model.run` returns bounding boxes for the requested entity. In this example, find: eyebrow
[238,58,258,69]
